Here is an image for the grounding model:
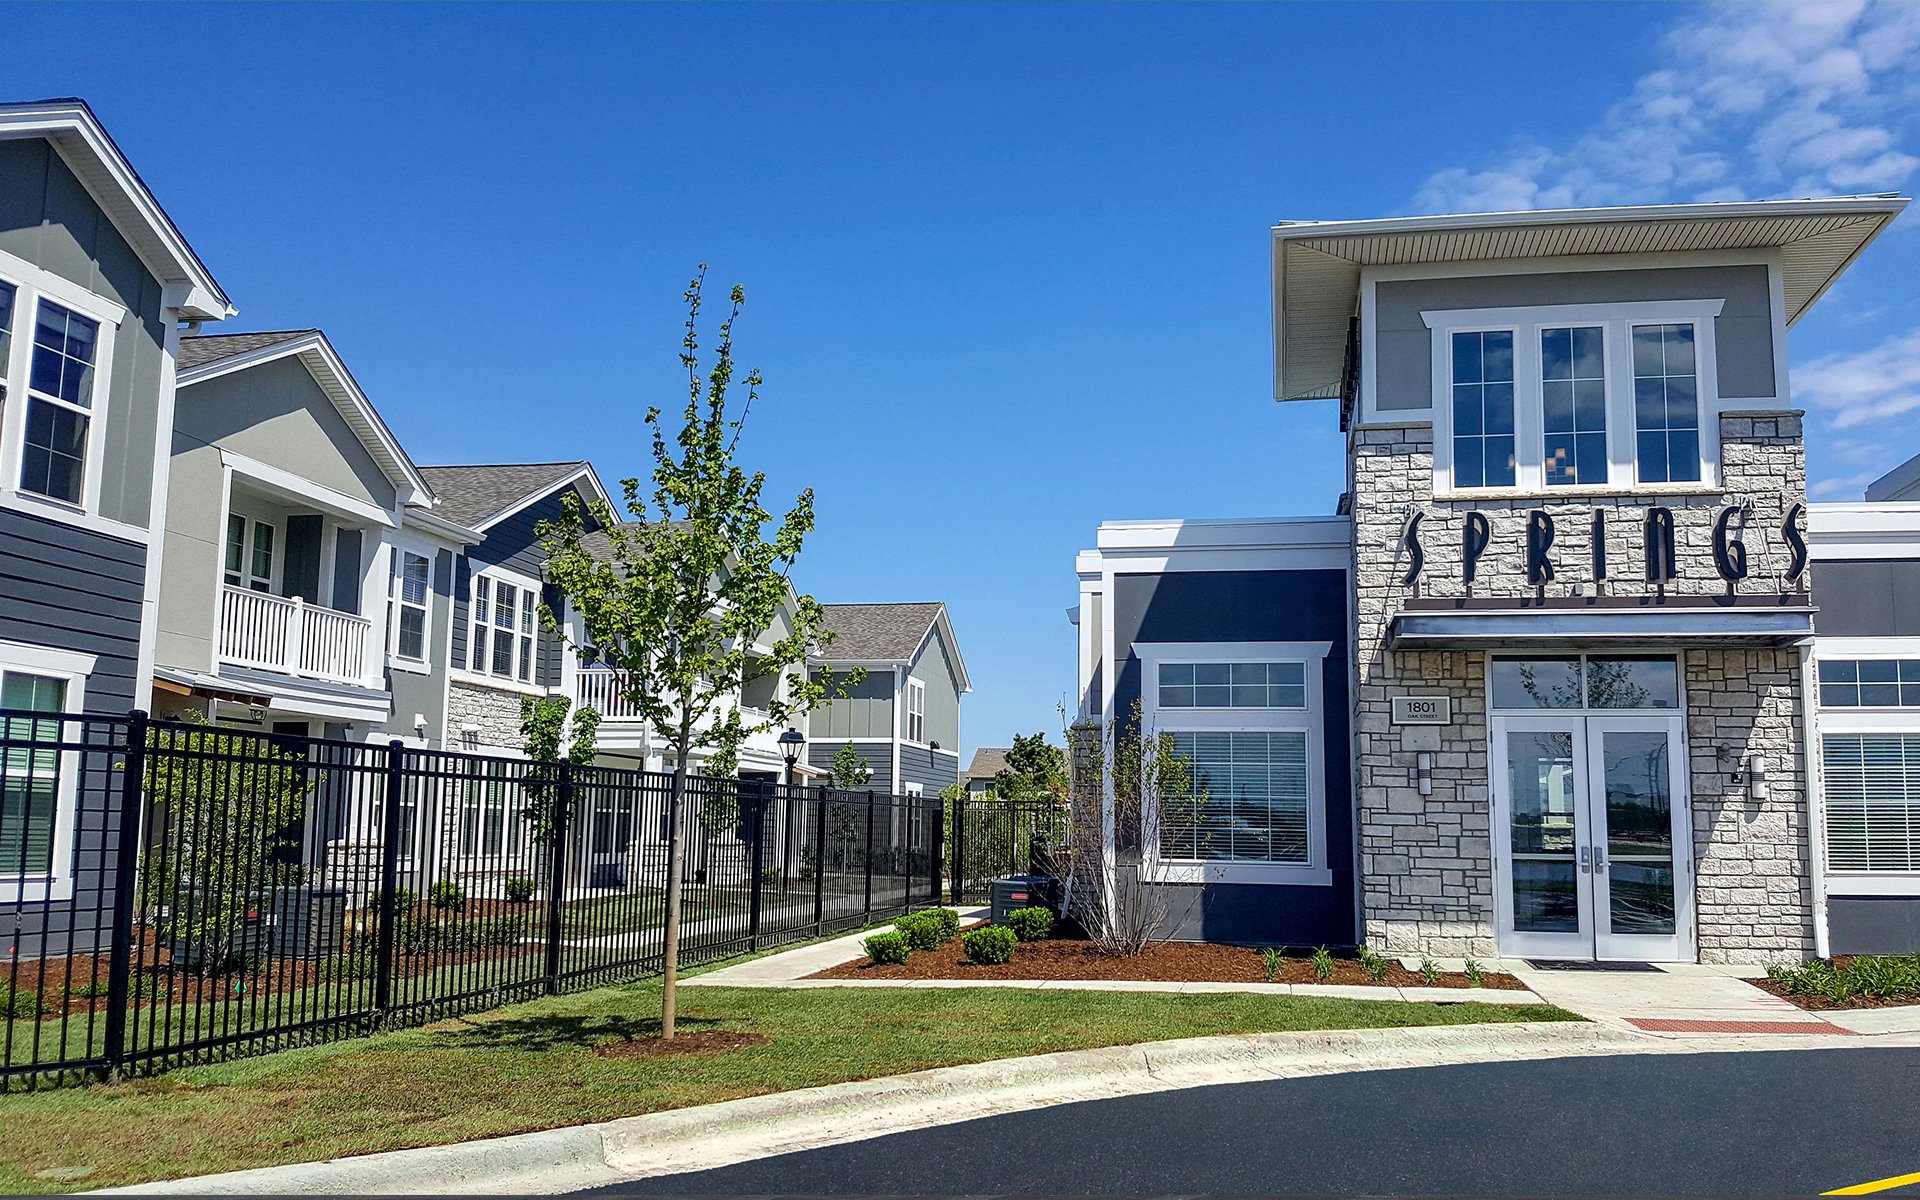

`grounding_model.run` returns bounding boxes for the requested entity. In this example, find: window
[1823,734,1920,872]
[1489,655,1679,711]
[20,302,99,505]
[1819,660,1920,708]
[1633,324,1701,484]
[906,678,926,743]
[1450,331,1516,489]
[224,516,274,591]
[459,760,511,857]
[0,672,67,876]
[1541,326,1607,486]
[0,283,13,410]
[1165,730,1310,864]
[389,550,431,663]
[1158,661,1307,709]
[469,572,537,684]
